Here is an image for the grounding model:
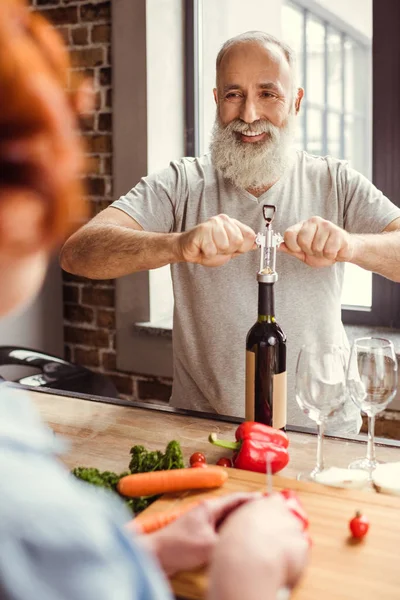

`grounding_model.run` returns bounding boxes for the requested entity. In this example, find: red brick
[98,112,112,132]
[101,351,116,371]
[91,24,111,43]
[99,67,111,86]
[81,287,115,307]
[80,2,111,22]
[95,90,102,111]
[64,304,94,324]
[86,155,102,175]
[138,380,172,403]
[87,177,106,196]
[97,309,115,329]
[65,326,110,347]
[85,134,112,153]
[74,347,100,368]
[108,374,133,396]
[71,47,104,68]
[105,87,112,108]
[71,26,89,46]
[103,156,112,175]
[79,114,95,133]
[37,6,78,25]
[62,284,80,304]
